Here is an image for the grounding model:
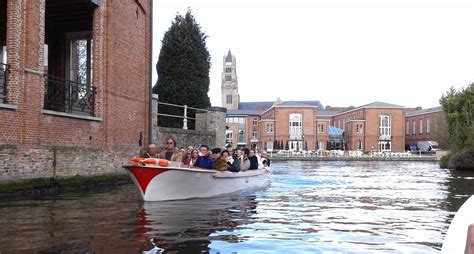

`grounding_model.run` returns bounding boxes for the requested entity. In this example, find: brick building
[405,106,449,150]
[222,51,409,152]
[332,102,406,152]
[0,0,152,182]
